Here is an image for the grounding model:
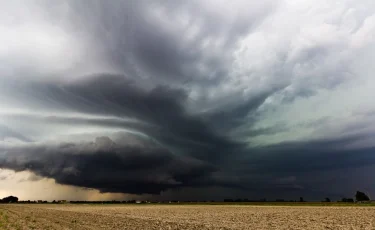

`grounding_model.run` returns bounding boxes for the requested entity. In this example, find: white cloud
[0,1,116,82]
[201,0,375,146]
